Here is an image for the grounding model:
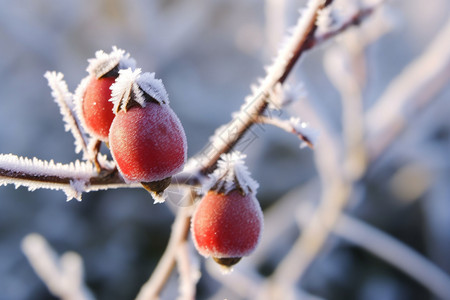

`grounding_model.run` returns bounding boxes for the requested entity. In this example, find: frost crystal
[290,117,319,148]
[136,72,169,104]
[110,68,145,112]
[0,154,97,201]
[110,68,169,113]
[203,152,259,195]
[87,46,136,78]
[316,6,336,35]
[45,71,88,155]
[268,82,306,110]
